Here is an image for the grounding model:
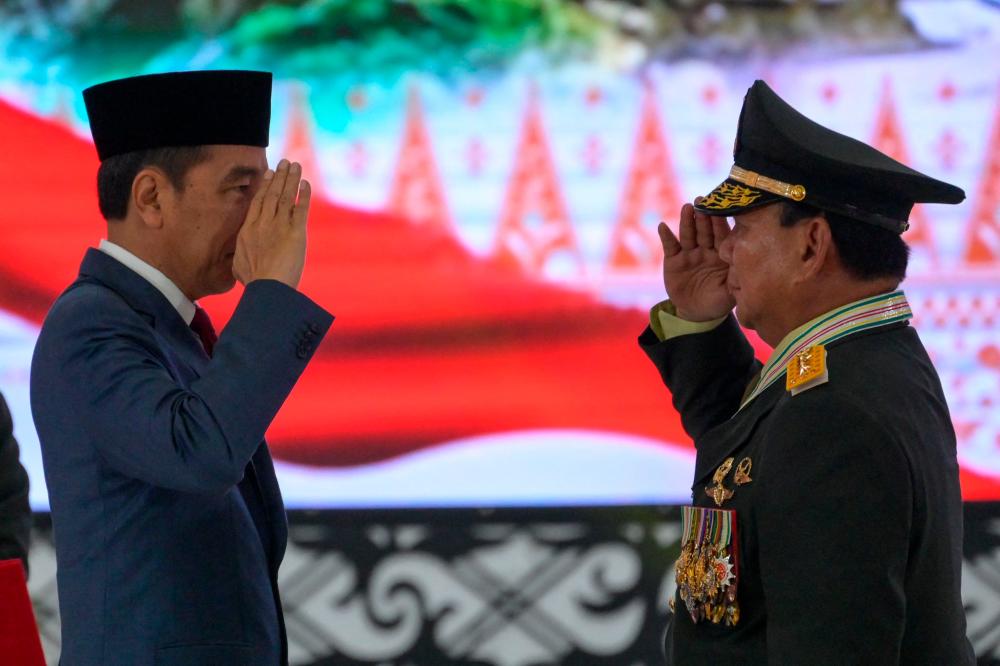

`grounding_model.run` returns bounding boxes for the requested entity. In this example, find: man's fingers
[678,203,696,250]
[292,180,311,228]
[277,162,302,220]
[712,217,731,248]
[244,168,273,226]
[694,211,714,249]
[658,221,681,257]
[263,159,290,218]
